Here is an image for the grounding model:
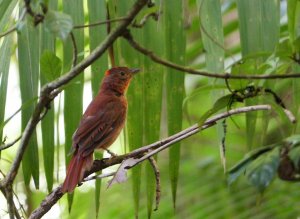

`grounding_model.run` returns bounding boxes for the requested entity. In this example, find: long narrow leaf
[18,14,40,189]
[236,0,280,148]
[63,0,84,210]
[87,0,108,217]
[0,35,12,144]
[143,11,164,217]
[118,1,144,217]
[164,0,186,208]
[198,0,225,168]
[40,0,57,193]
[287,0,300,132]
